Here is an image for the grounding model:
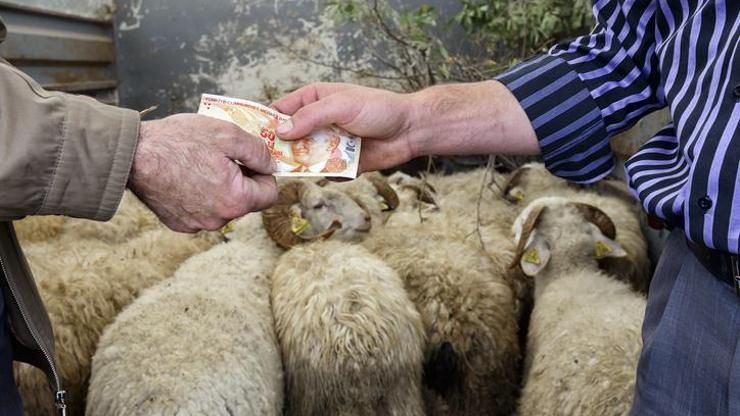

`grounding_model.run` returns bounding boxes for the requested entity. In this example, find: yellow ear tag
[595,241,613,259]
[380,201,391,211]
[523,249,541,264]
[290,214,310,236]
[512,190,525,203]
